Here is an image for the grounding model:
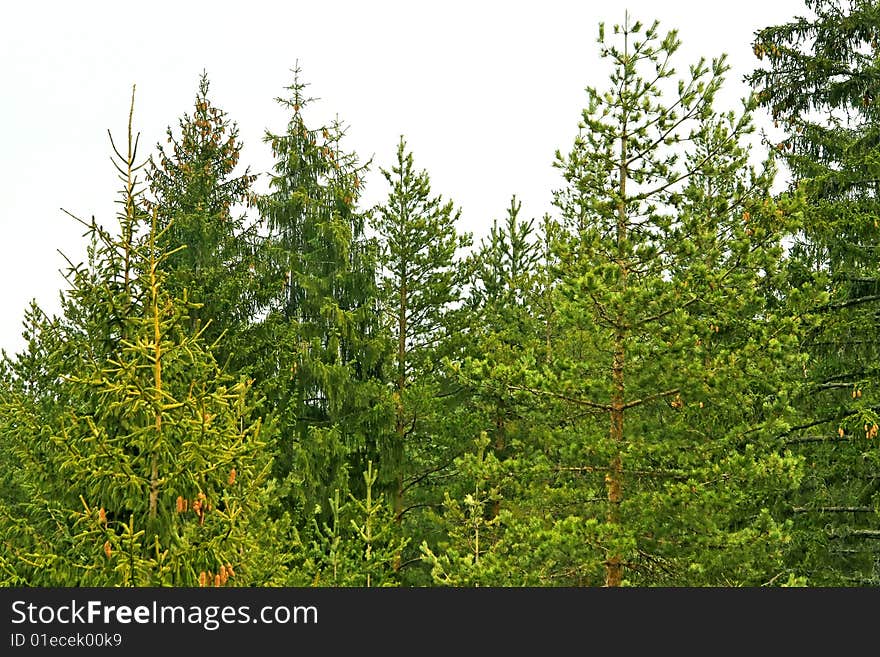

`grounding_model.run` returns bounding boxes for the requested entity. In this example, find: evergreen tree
[252,66,391,532]
[0,94,279,586]
[749,0,880,585]
[420,432,508,585]
[469,196,542,311]
[372,137,471,579]
[146,72,260,368]
[549,16,819,586]
[423,200,554,586]
[438,16,817,587]
[460,197,545,515]
[375,137,469,391]
[289,461,407,586]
